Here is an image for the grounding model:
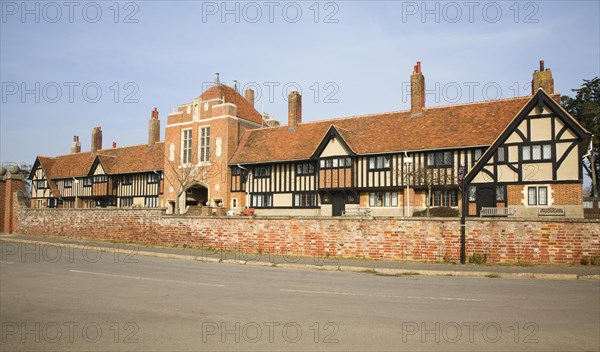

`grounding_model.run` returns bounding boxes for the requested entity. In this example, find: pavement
[1,233,599,280]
